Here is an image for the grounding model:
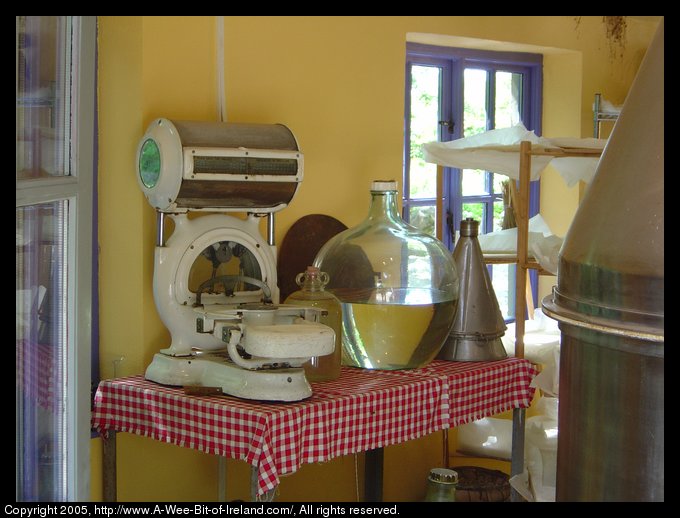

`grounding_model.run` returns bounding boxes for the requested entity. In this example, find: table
[92,358,537,501]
